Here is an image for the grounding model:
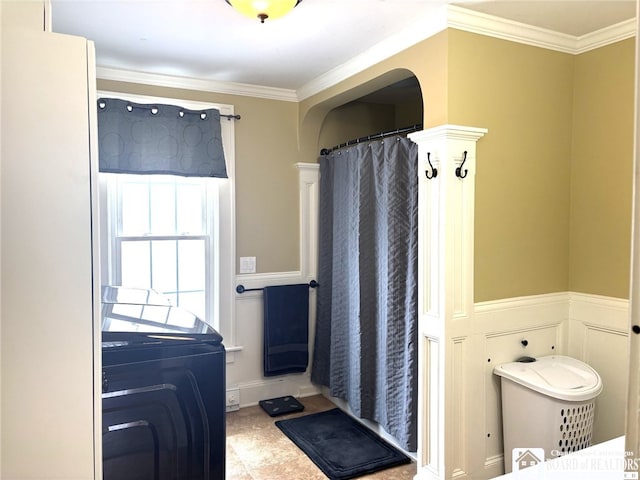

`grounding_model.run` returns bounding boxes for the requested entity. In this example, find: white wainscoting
[228,285,628,478]
[225,163,320,408]
[470,293,570,479]
[567,293,629,445]
[226,158,629,479]
[229,272,321,407]
[458,292,629,480]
